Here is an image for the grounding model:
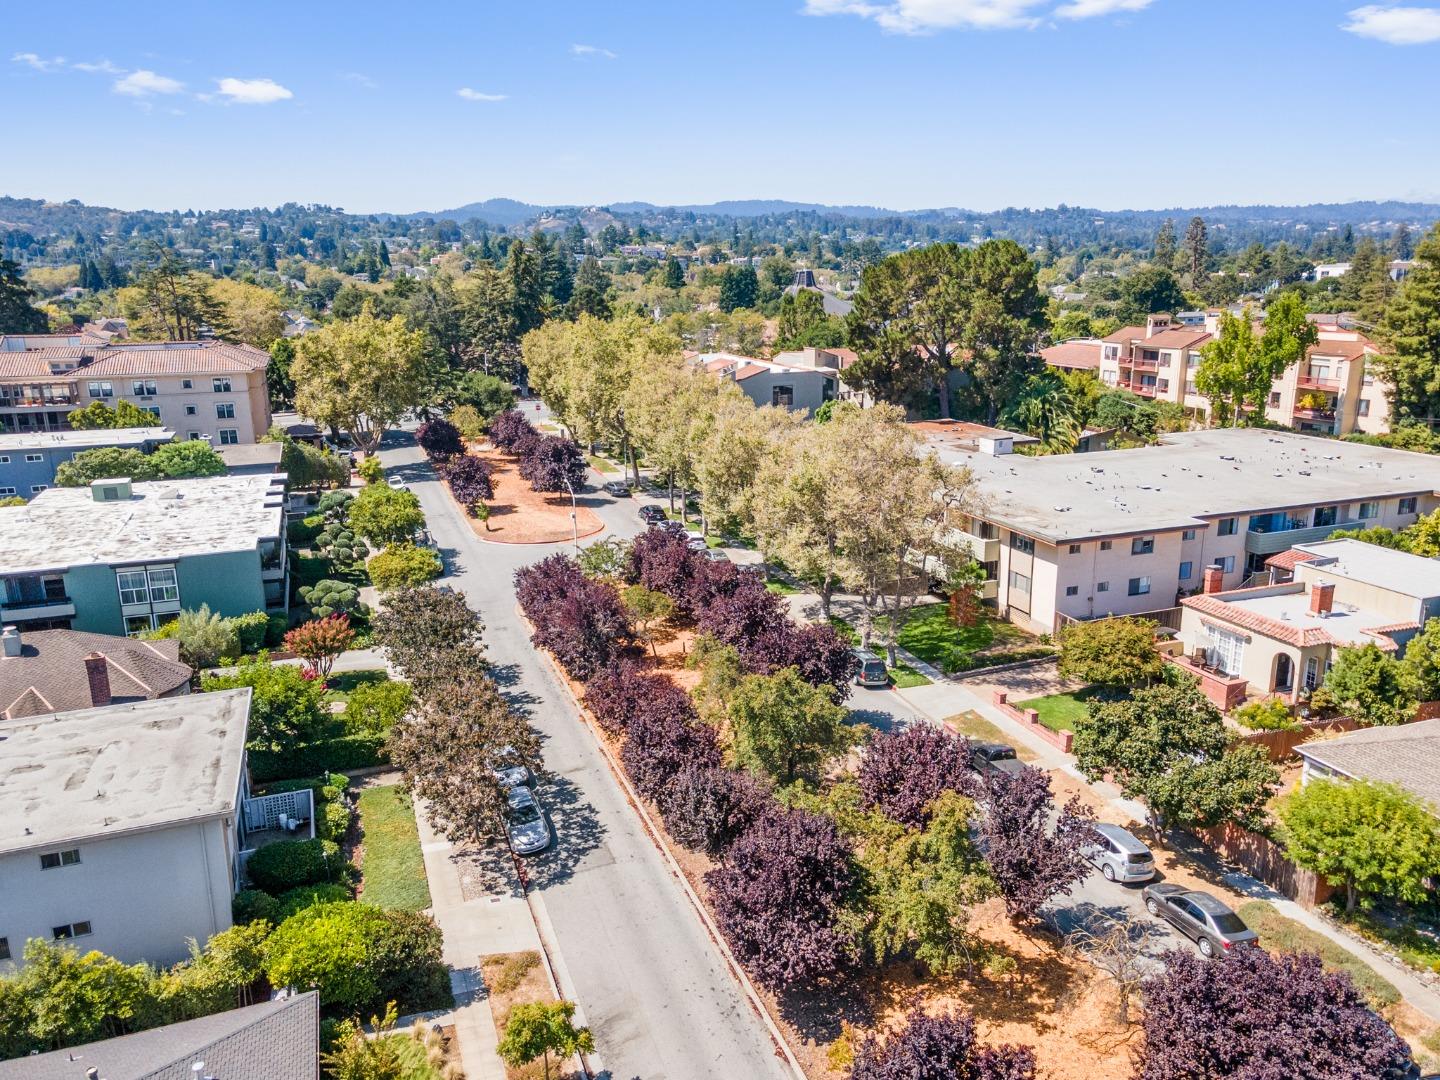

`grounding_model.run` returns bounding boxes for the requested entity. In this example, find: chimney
[83,653,112,707]
[1,625,20,658]
[1202,565,1225,594]
[1310,581,1336,617]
